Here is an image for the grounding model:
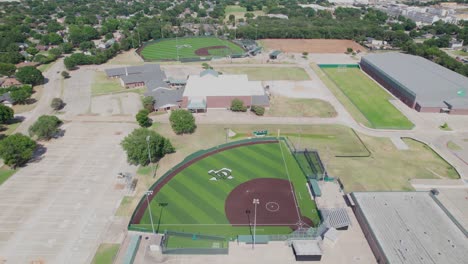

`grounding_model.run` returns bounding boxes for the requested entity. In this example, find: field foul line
[134,223,299,226]
[277,141,302,221]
